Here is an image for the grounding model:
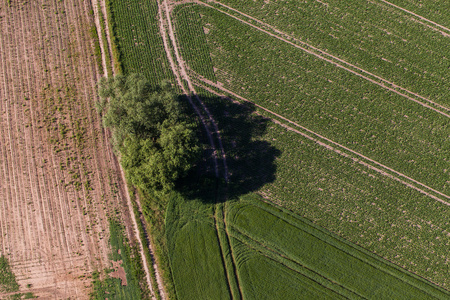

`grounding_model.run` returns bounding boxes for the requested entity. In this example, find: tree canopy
[97,74,200,192]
